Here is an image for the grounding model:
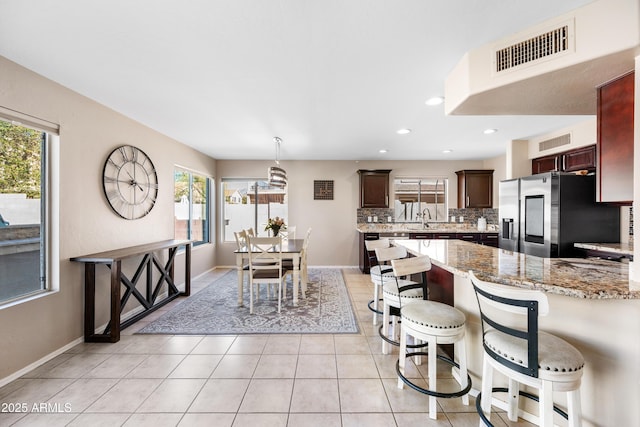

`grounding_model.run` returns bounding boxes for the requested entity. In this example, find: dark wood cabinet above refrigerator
[531,145,596,175]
